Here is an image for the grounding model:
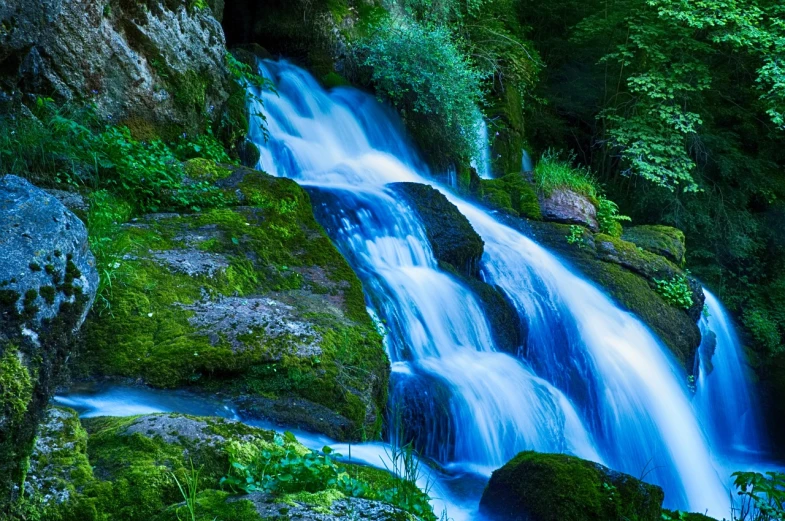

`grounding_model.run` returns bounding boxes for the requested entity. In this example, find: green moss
[622,225,686,266]
[184,158,233,182]
[0,347,33,427]
[82,169,387,437]
[154,489,263,521]
[479,173,542,219]
[283,489,345,512]
[480,452,663,521]
[39,285,56,305]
